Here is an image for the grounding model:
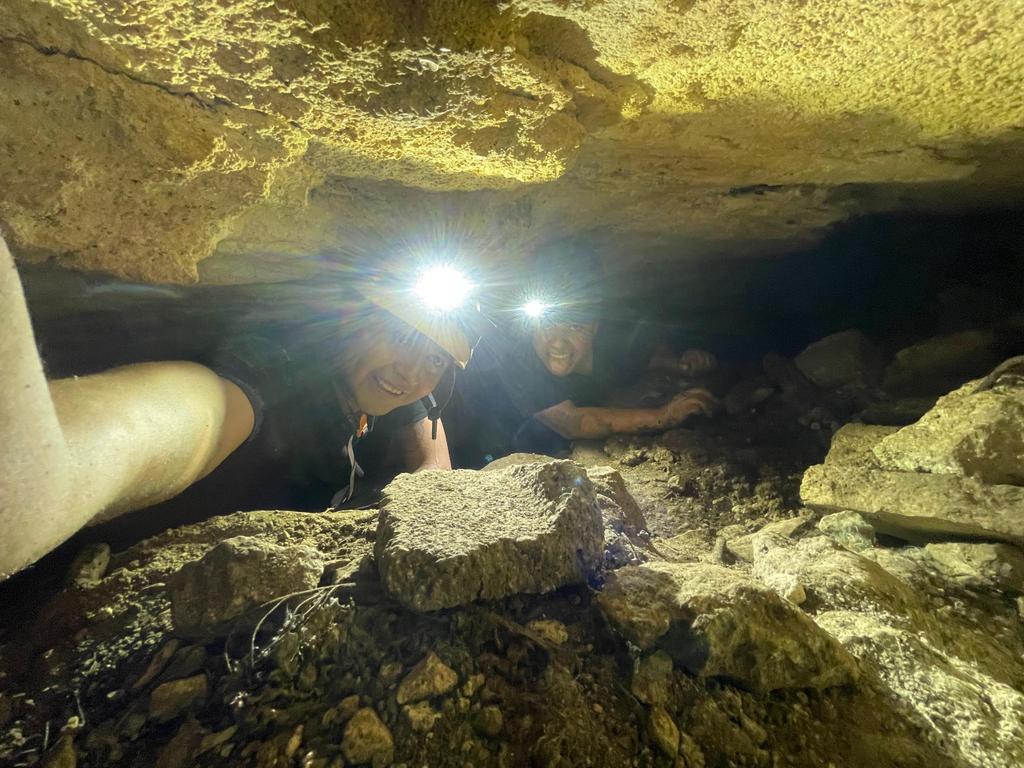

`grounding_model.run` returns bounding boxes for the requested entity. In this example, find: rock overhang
[0,0,1022,283]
